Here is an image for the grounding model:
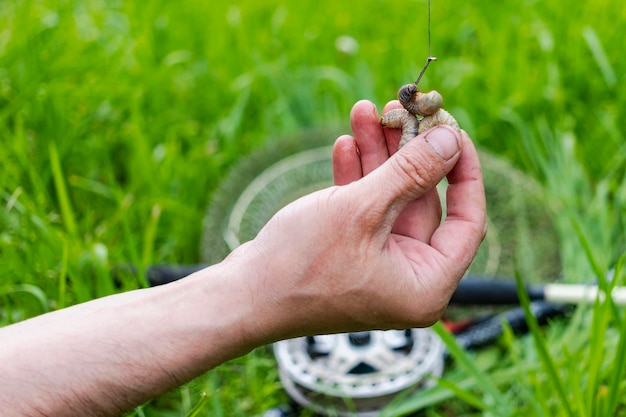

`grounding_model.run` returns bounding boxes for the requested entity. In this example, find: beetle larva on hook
[380,83,460,149]
[380,108,419,148]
